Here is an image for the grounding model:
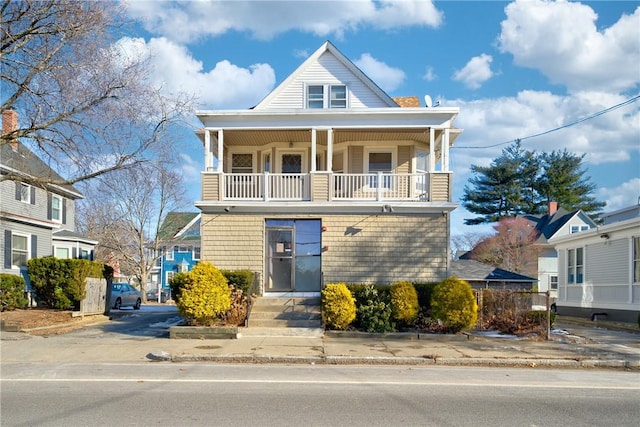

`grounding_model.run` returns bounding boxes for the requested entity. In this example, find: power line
[454,94,640,149]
